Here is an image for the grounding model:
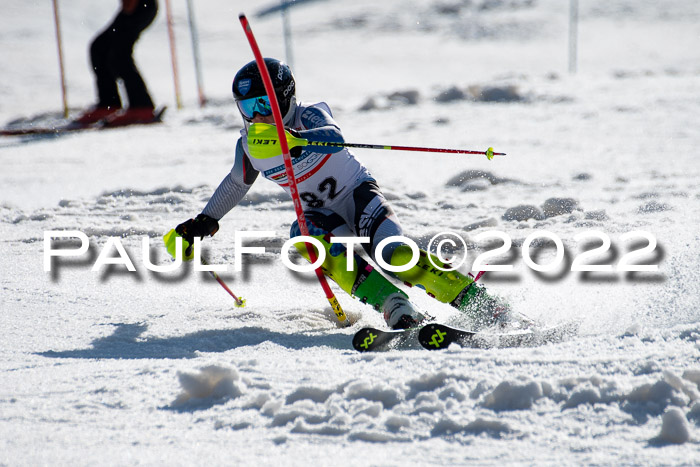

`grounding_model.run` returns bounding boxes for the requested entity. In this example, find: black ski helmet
[232,58,296,122]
